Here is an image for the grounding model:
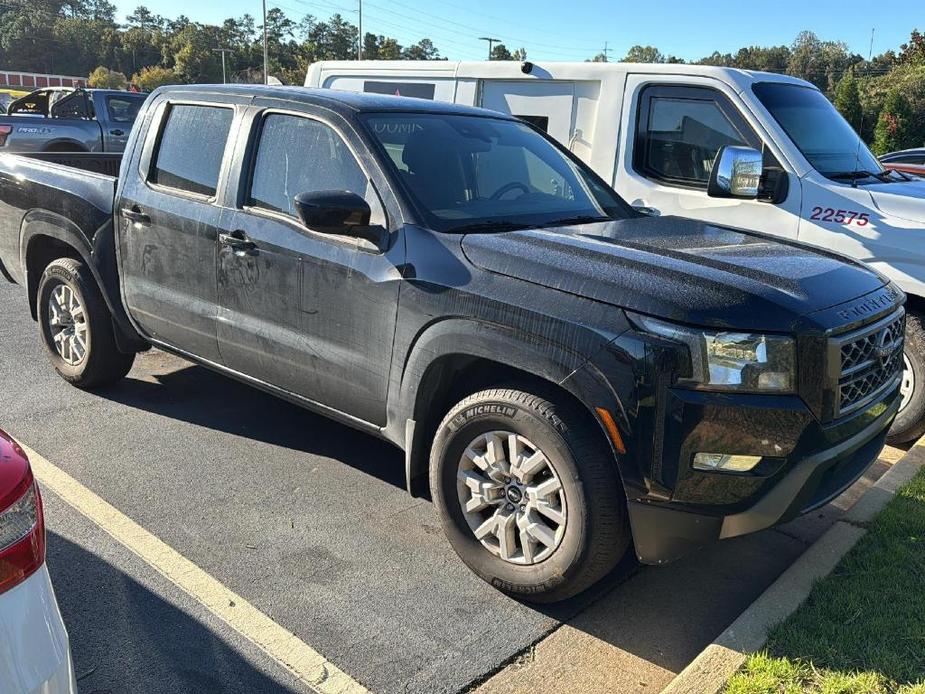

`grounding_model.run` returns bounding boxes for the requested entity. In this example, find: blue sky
[113,0,923,63]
